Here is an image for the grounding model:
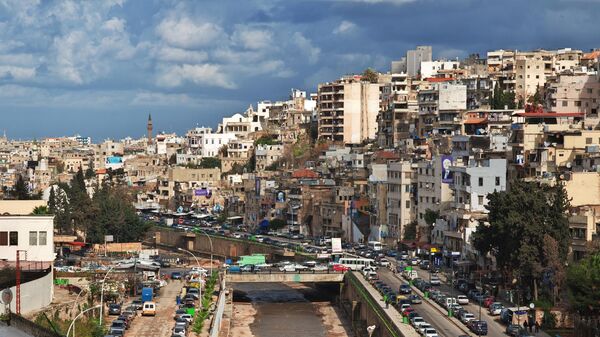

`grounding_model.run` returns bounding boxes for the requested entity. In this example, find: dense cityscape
[1,1,600,337]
